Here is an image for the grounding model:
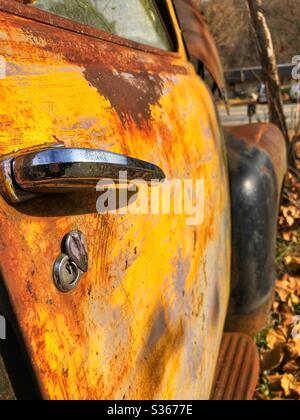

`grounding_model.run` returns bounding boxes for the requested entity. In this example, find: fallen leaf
[283,231,297,242]
[295,142,300,159]
[281,312,295,325]
[286,339,300,359]
[267,374,283,391]
[283,359,300,374]
[267,328,287,350]
[281,374,300,398]
[276,286,290,303]
[291,293,300,306]
[285,256,300,275]
[281,305,295,318]
[255,391,270,401]
[261,345,285,371]
[282,206,299,227]
[256,170,300,400]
